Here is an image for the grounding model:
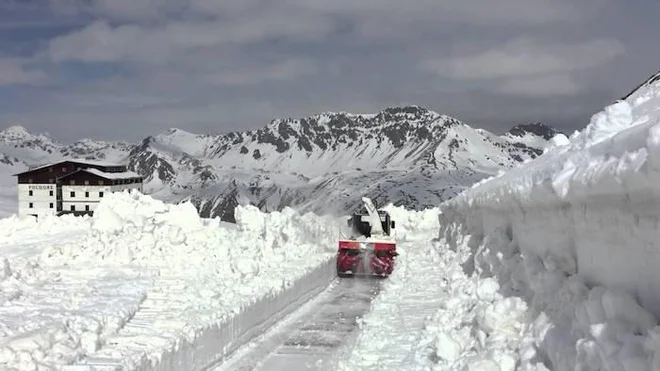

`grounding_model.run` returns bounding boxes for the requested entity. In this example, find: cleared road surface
[212,277,383,371]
